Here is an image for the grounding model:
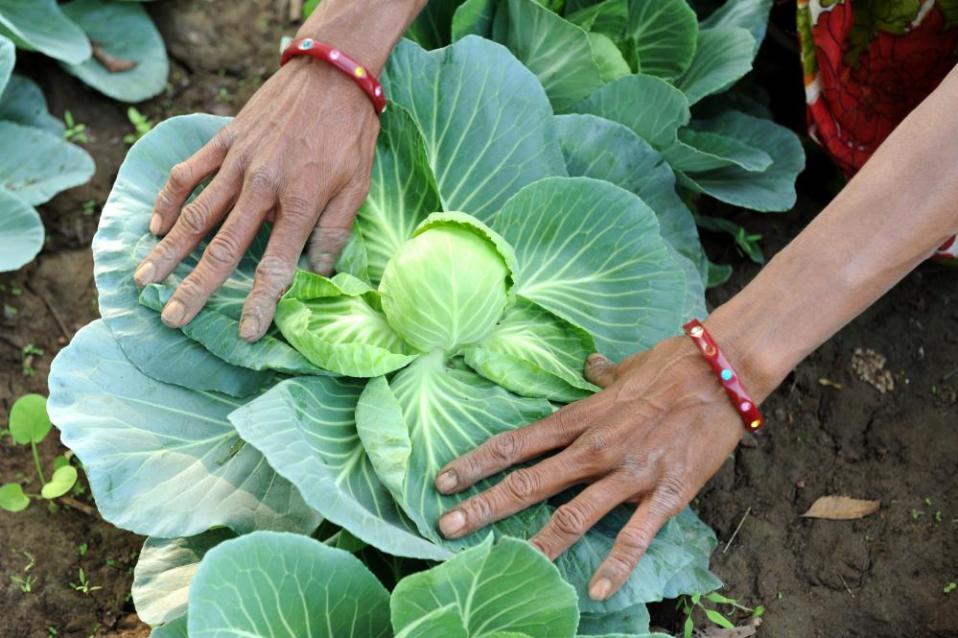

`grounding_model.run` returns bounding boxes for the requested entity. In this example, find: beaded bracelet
[280,37,387,115]
[683,319,765,433]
